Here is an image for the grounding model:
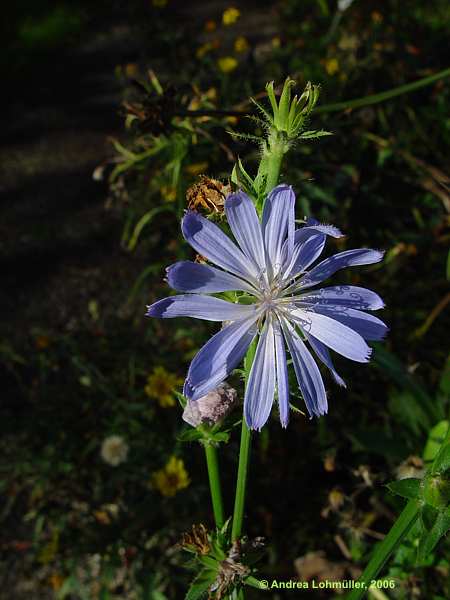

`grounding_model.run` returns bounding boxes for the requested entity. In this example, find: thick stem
[204,443,225,529]
[231,420,252,541]
[264,134,285,195]
[231,340,257,542]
